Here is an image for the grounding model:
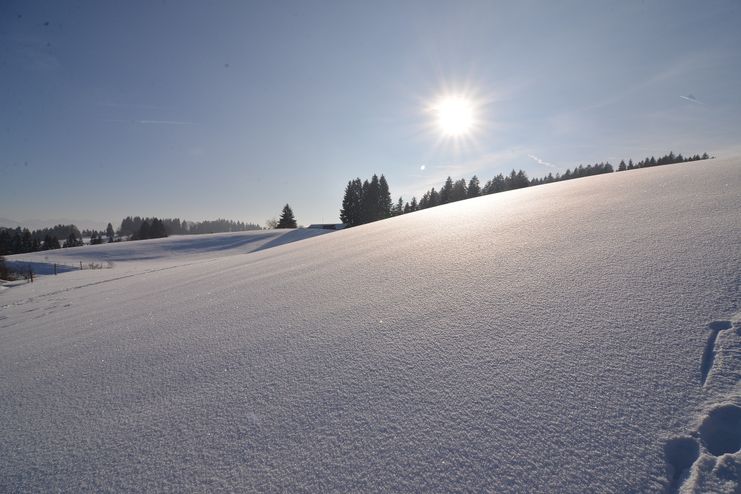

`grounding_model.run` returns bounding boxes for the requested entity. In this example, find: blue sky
[1,0,740,228]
